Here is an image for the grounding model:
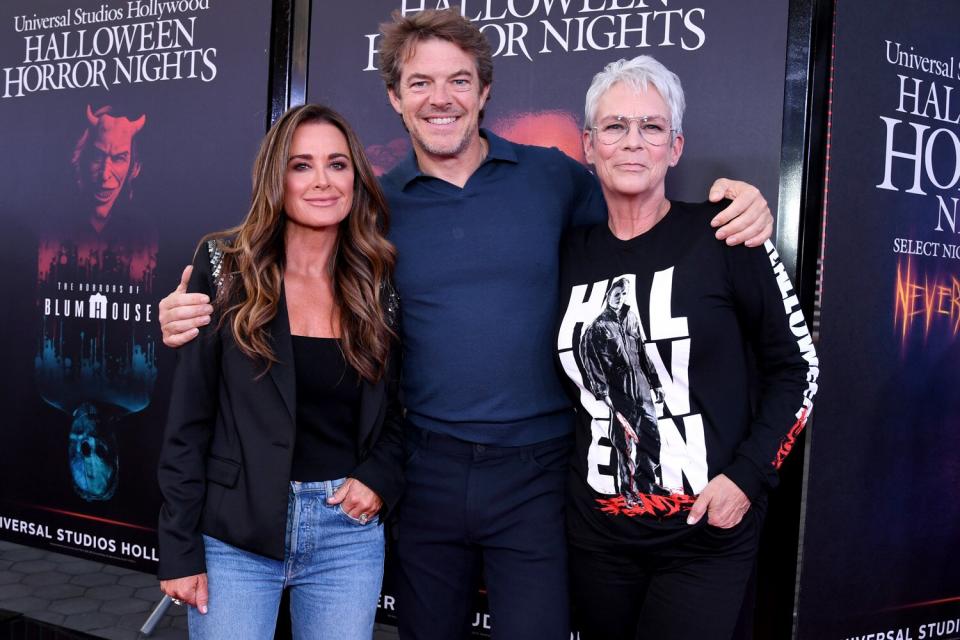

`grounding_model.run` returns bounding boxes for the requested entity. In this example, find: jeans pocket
[527,436,574,473]
[336,504,379,526]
